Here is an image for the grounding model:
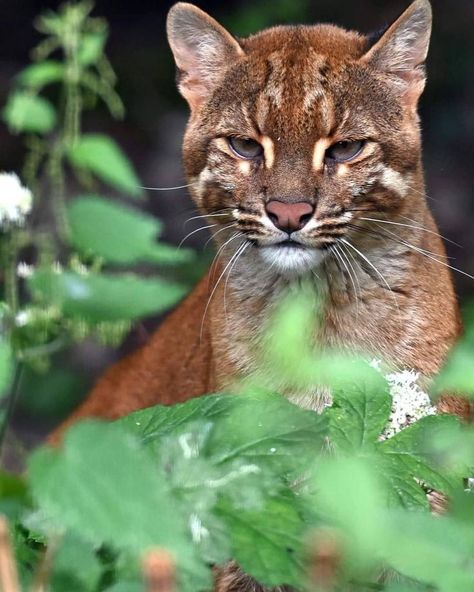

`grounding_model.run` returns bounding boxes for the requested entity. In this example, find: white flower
[381,367,437,440]
[0,172,33,227]
[17,262,35,278]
